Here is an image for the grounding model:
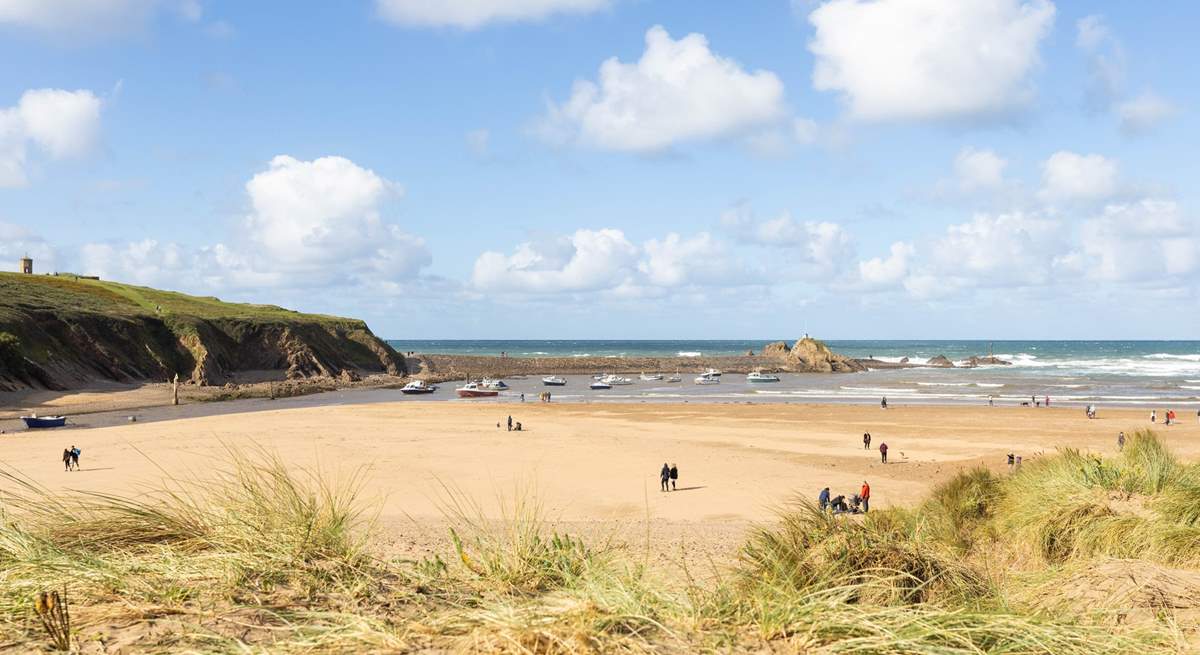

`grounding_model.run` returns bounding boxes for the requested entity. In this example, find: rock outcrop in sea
[762,337,865,373]
[926,355,955,368]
